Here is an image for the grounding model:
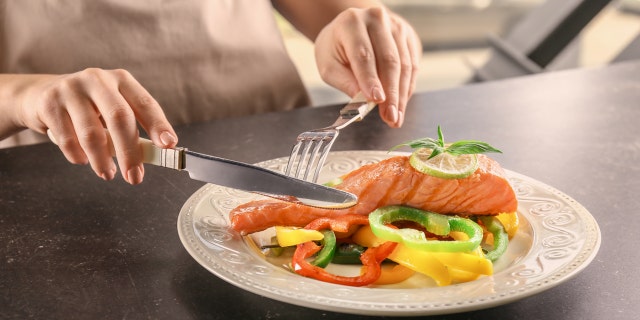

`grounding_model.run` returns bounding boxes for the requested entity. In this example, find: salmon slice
[230,155,517,235]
